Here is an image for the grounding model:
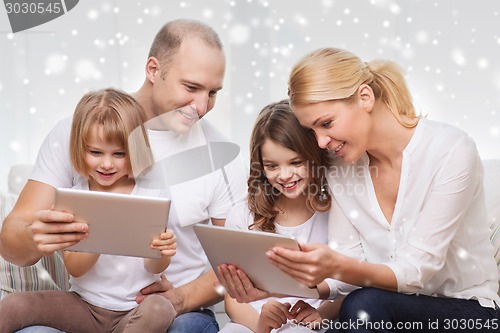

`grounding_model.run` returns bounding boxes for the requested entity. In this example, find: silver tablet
[54,188,170,258]
[193,224,319,299]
